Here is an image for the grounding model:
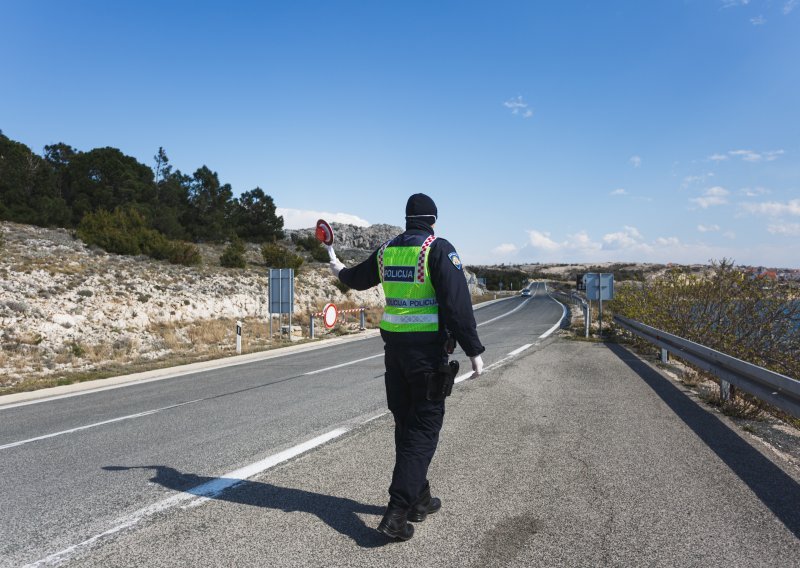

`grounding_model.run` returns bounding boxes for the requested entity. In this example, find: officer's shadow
[103,465,387,548]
